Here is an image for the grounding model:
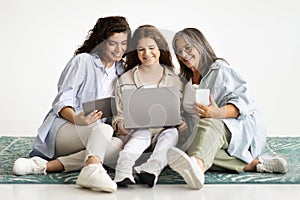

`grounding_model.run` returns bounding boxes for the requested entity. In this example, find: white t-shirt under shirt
[100,62,118,97]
